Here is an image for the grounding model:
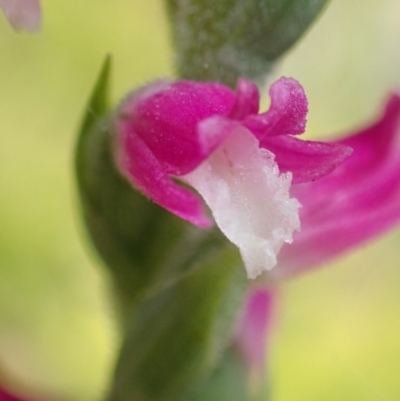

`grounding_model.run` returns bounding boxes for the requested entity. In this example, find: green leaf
[76,54,112,153]
[164,0,330,87]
